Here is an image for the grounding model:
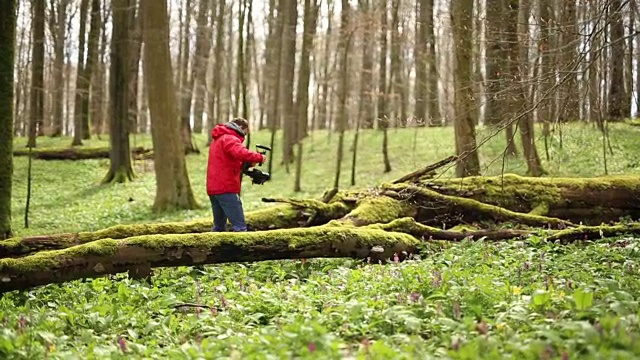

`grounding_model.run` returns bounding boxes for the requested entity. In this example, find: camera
[242,144,272,185]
